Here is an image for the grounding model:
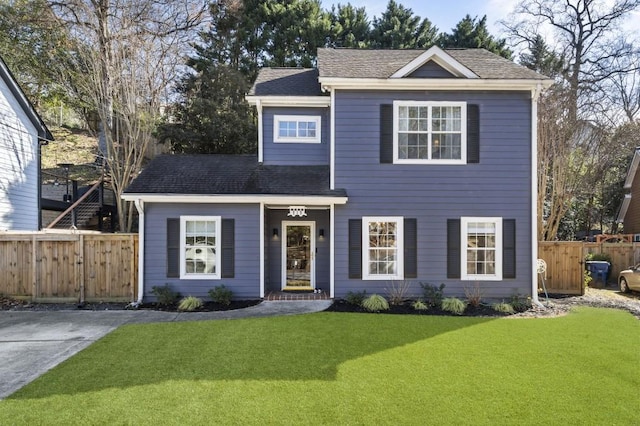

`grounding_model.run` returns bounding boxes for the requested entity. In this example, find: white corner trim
[531,83,542,307]
[329,205,335,298]
[259,202,265,298]
[133,199,145,304]
[390,46,478,79]
[257,99,263,163]
[330,88,335,190]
